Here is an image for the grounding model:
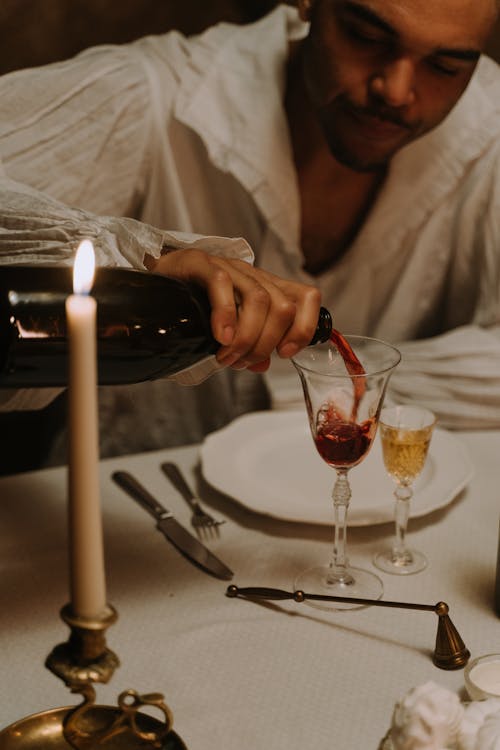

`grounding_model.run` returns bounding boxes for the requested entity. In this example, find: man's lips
[346,106,413,139]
